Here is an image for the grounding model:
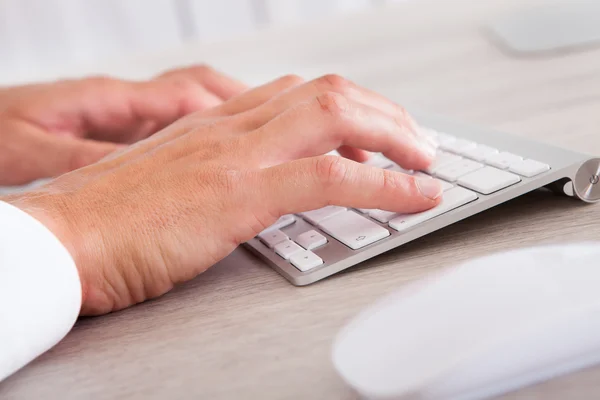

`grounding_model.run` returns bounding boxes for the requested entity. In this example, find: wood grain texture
[2,0,600,399]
